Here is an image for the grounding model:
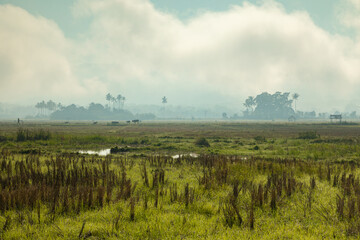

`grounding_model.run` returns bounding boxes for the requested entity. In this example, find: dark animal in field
[288,116,296,122]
